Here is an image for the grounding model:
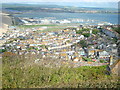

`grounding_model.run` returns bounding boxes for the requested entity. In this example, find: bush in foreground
[2,56,119,88]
